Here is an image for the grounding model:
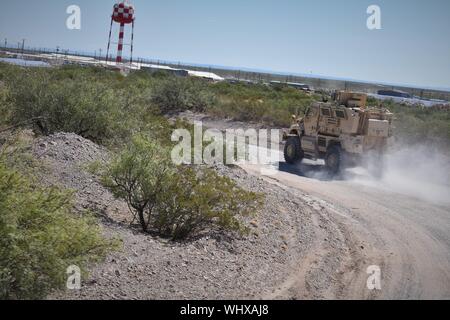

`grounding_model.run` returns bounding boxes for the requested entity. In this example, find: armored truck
[283,91,393,175]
